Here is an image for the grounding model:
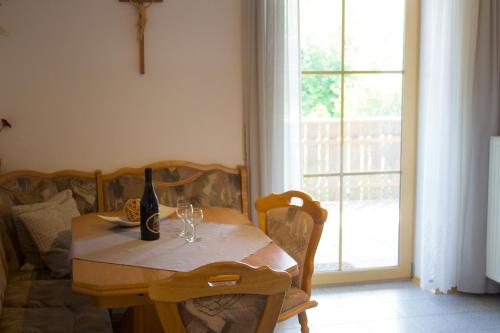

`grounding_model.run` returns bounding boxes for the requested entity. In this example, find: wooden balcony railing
[302,117,401,202]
